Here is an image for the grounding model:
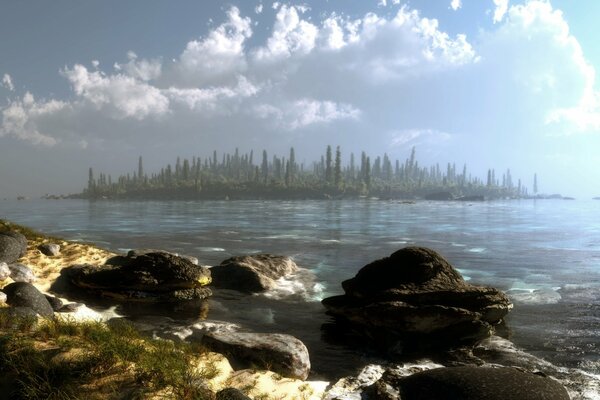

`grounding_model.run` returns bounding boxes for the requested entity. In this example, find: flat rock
[3,282,54,317]
[210,254,298,293]
[38,243,61,256]
[201,331,311,380]
[0,231,27,264]
[127,248,199,265]
[381,366,569,400]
